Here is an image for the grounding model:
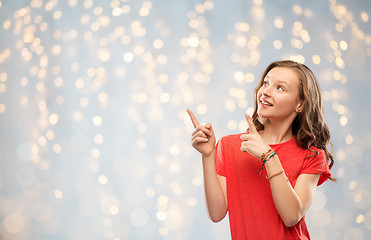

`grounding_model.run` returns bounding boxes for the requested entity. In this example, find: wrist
[257,148,276,174]
[202,149,215,159]
[260,147,273,162]
[202,150,216,165]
